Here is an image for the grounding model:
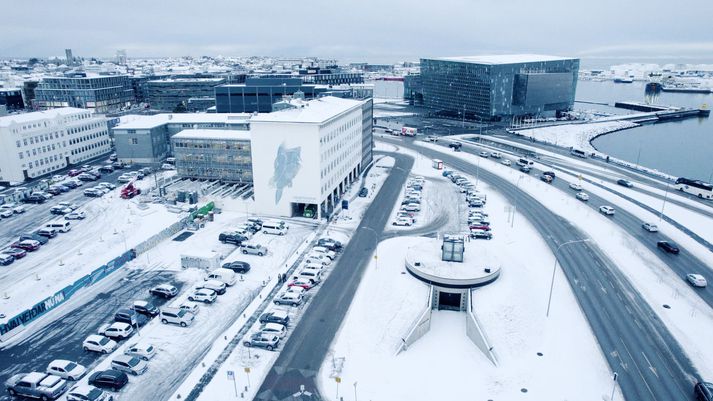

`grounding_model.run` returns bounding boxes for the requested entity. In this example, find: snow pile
[510,120,638,151]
